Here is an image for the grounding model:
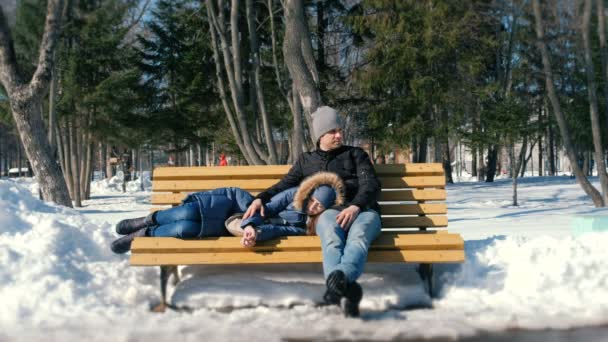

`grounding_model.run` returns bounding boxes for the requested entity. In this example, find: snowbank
[90,171,152,194]
[0,180,157,330]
